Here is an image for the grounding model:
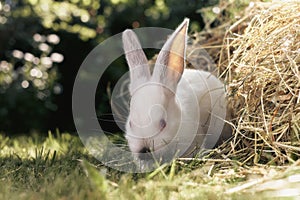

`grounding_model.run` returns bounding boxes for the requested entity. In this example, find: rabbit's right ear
[152,18,189,92]
[122,30,150,95]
